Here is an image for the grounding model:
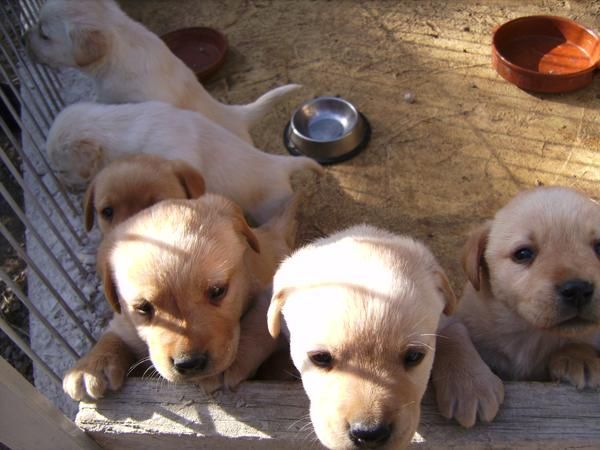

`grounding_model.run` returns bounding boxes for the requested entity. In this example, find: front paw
[63,353,128,401]
[198,374,224,394]
[432,321,504,428]
[549,344,600,389]
[434,362,504,428]
[223,360,255,391]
